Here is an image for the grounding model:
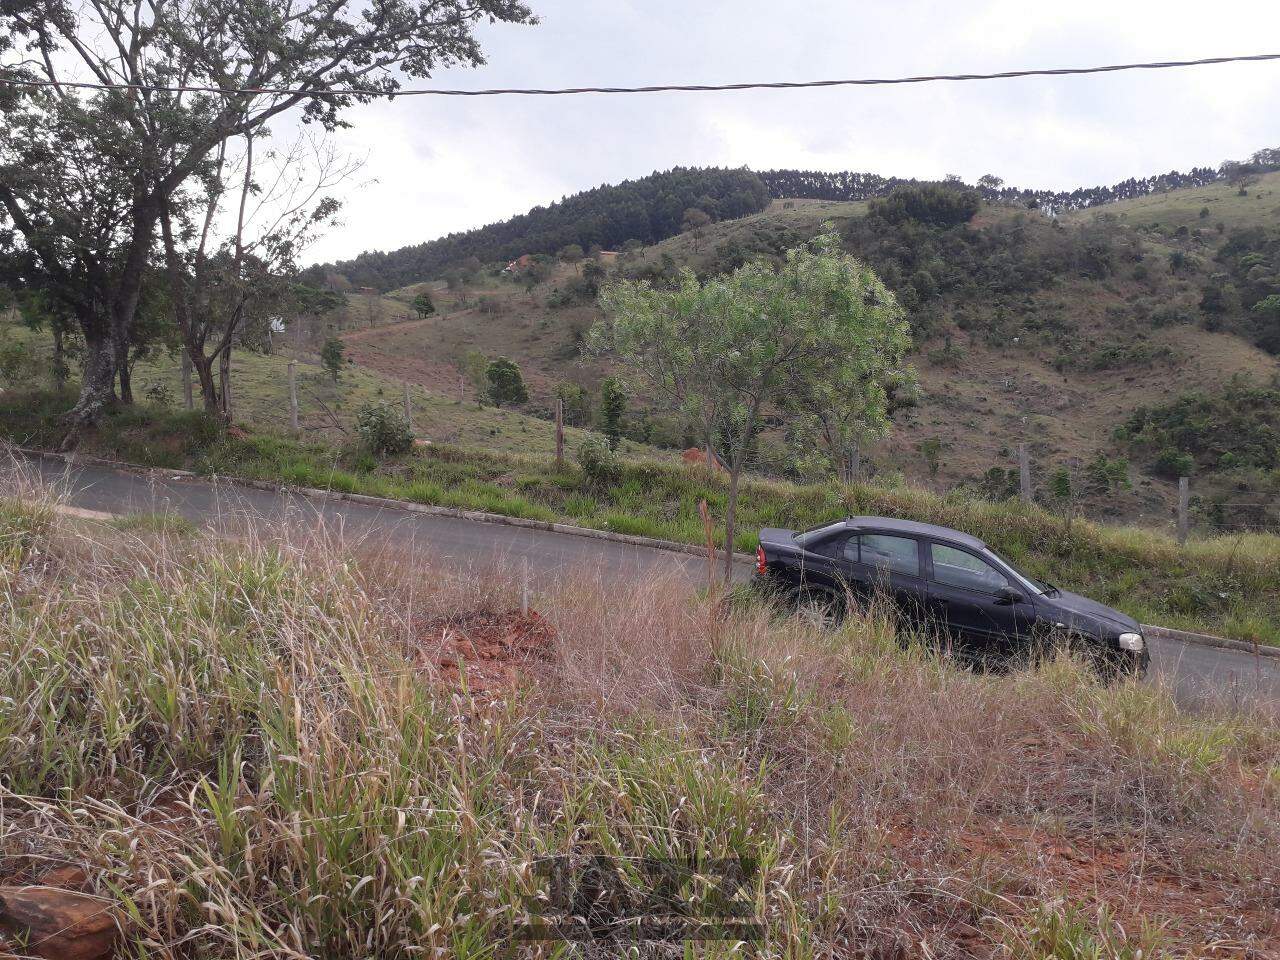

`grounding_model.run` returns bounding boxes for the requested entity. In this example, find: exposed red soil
[417,608,555,693]
[886,814,1280,957]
